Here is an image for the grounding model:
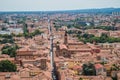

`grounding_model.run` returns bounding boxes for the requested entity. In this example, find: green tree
[0,60,17,72]
[1,27,7,31]
[1,34,13,39]
[111,64,120,71]
[83,63,96,76]
[32,29,41,36]
[79,78,83,80]
[78,32,120,43]
[16,33,23,37]
[23,23,29,38]
[82,33,94,39]
[0,38,14,44]
[1,44,19,57]
[95,26,116,31]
